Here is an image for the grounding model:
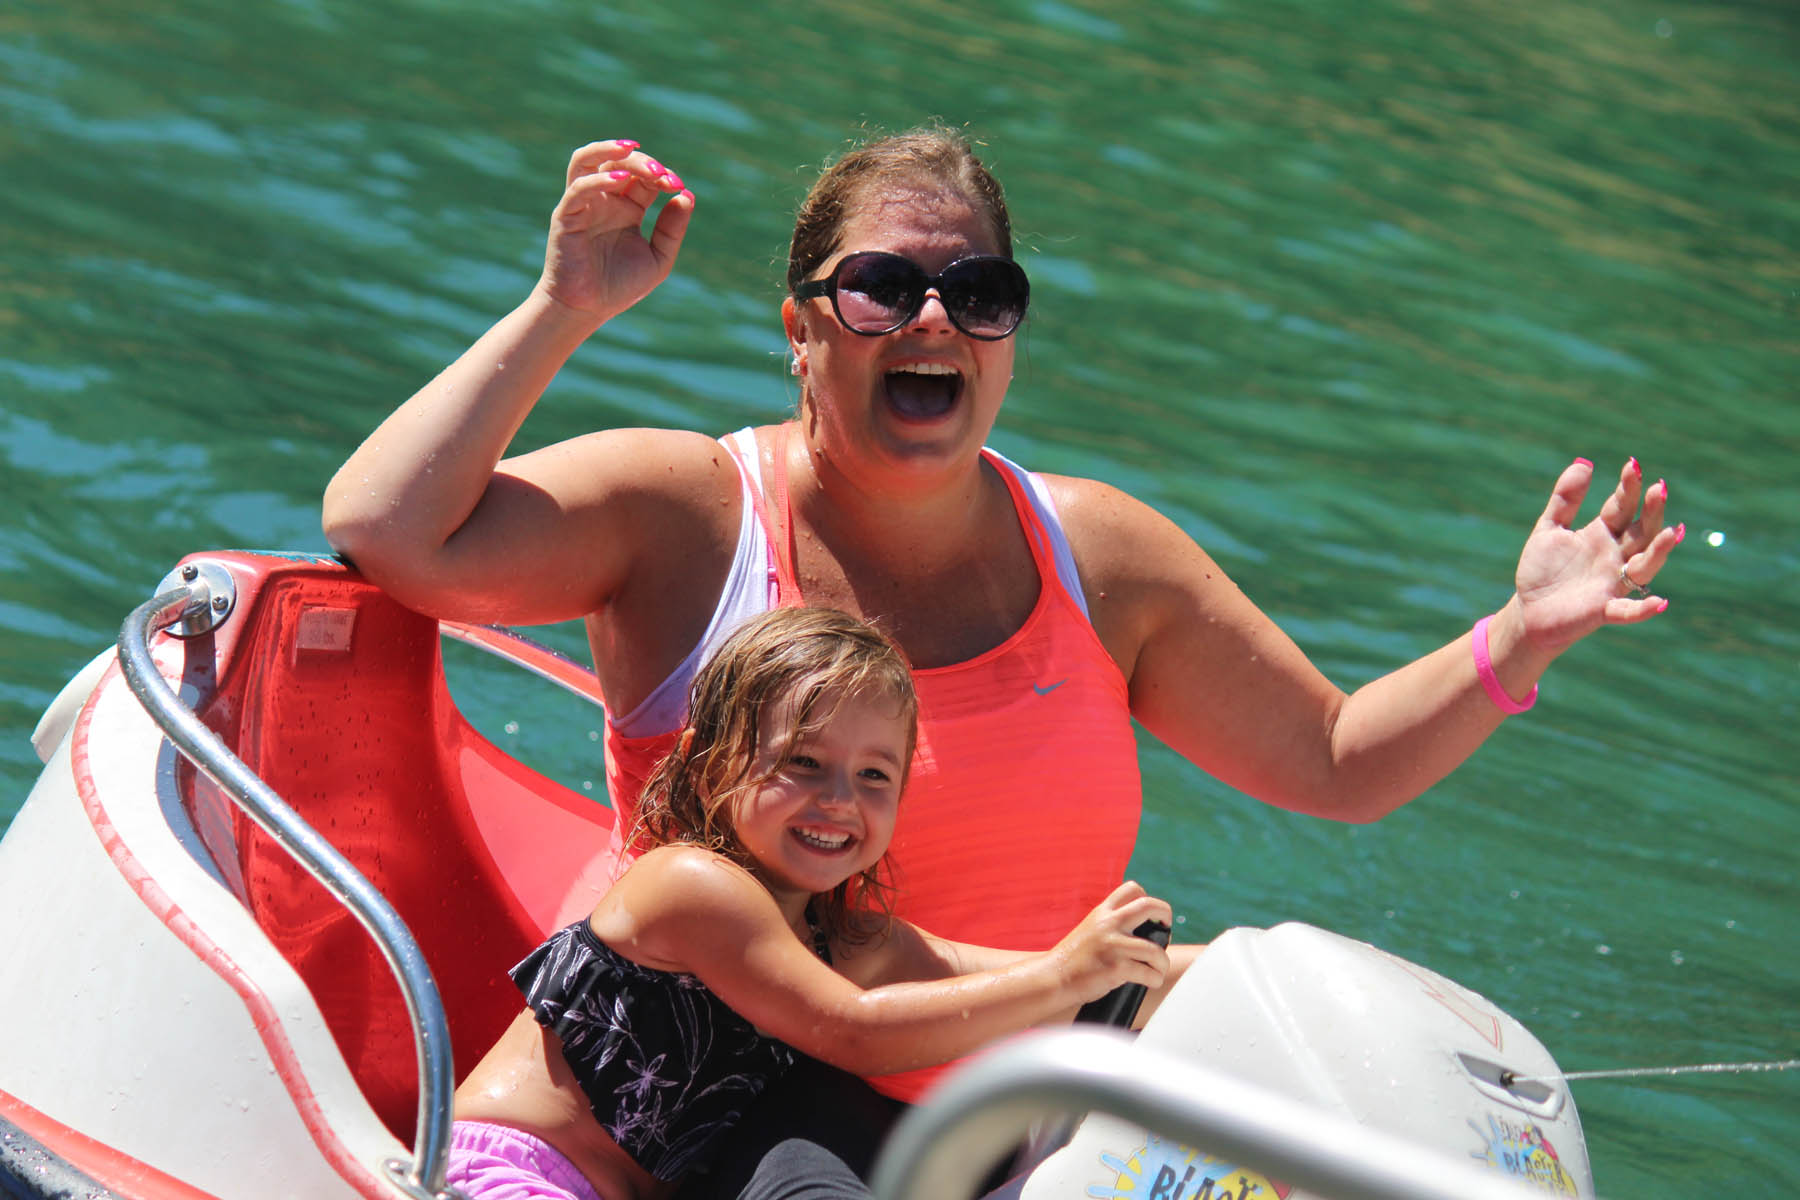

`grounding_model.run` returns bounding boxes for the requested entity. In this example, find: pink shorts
[446,1121,607,1200]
